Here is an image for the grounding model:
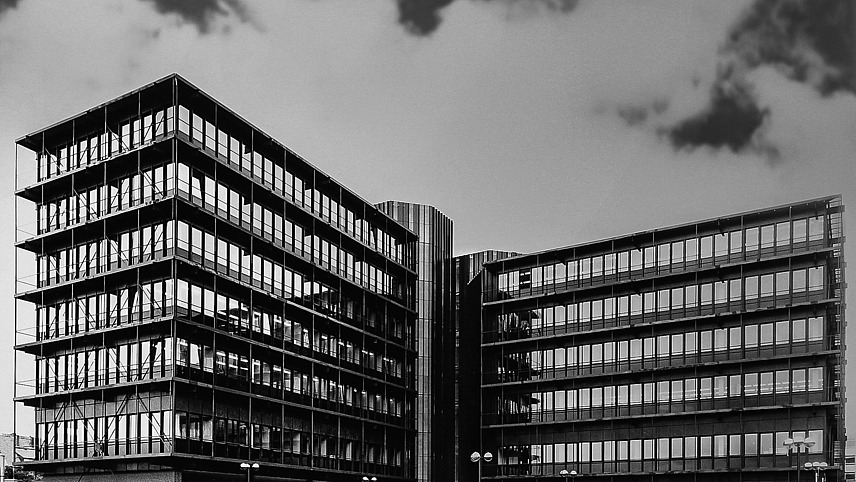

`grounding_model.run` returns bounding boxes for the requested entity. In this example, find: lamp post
[239,462,259,482]
[559,468,577,481]
[471,451,493,481]
[783,437,815,482]
[804,461,829,482]
[362,477,378,482]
